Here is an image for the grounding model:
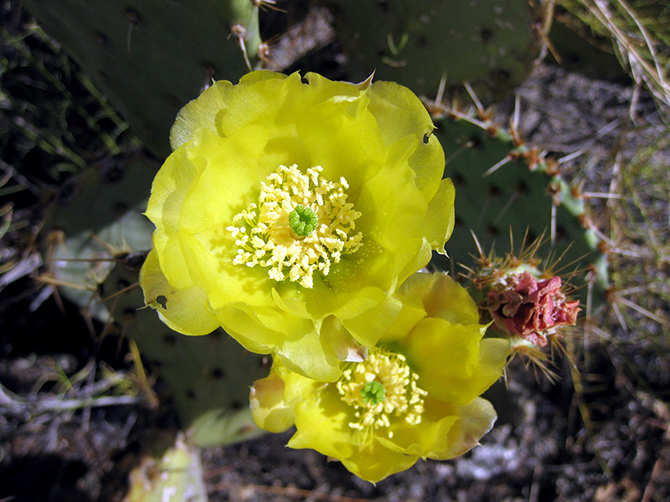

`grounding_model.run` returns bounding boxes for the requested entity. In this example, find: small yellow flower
[336,350,427,435]
[140,71,455,381]
[250,273,510,482]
